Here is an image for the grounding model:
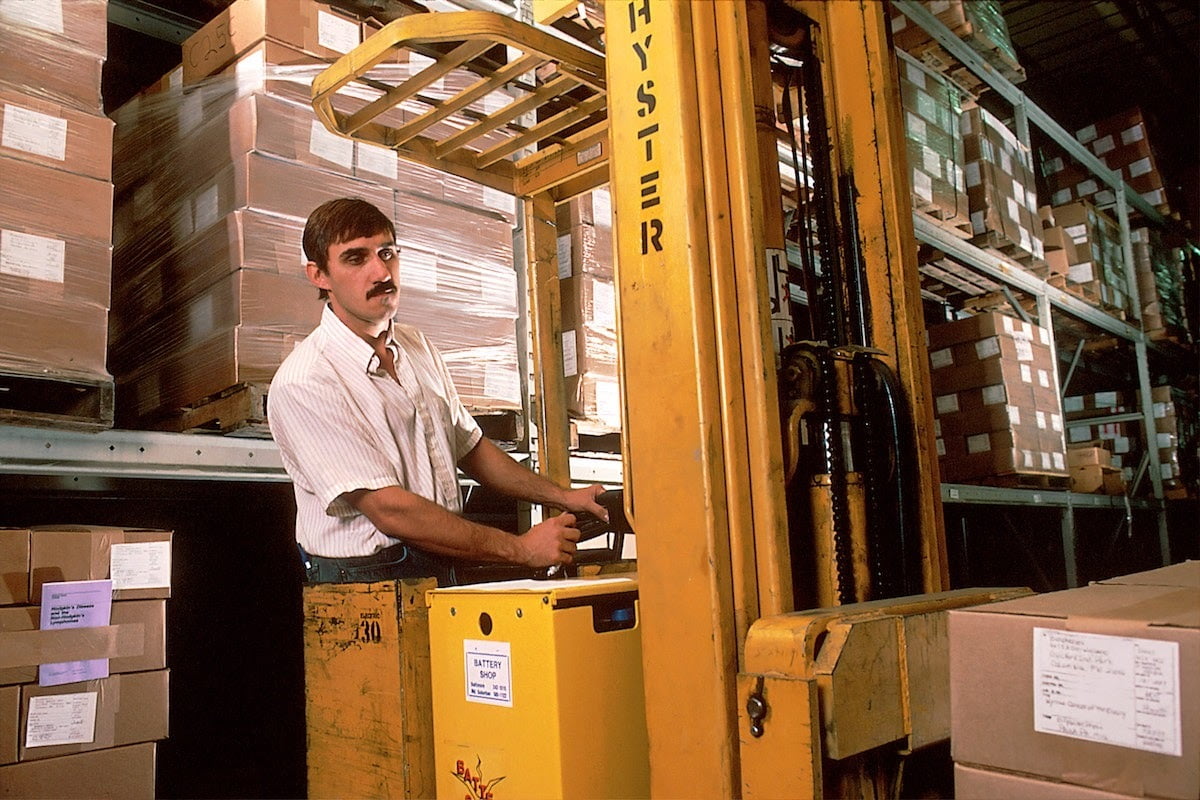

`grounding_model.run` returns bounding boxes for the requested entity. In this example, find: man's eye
[379,248,396,261]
